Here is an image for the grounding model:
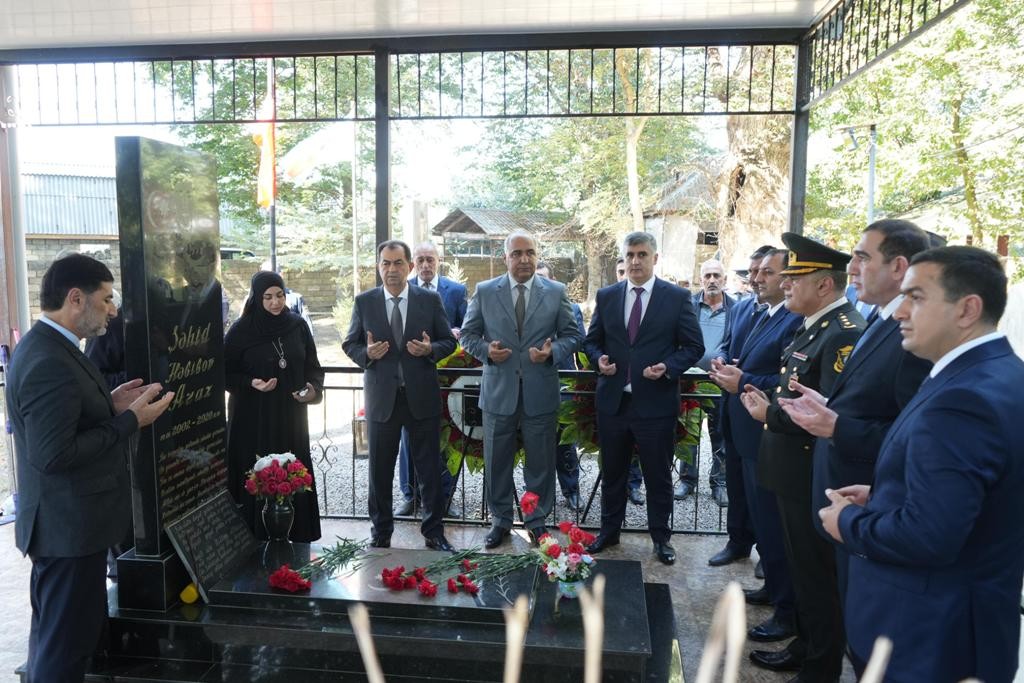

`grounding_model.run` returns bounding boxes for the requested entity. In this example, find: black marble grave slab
[209,544,539,625]
[165,490,260,603]
[101,558,656,681]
